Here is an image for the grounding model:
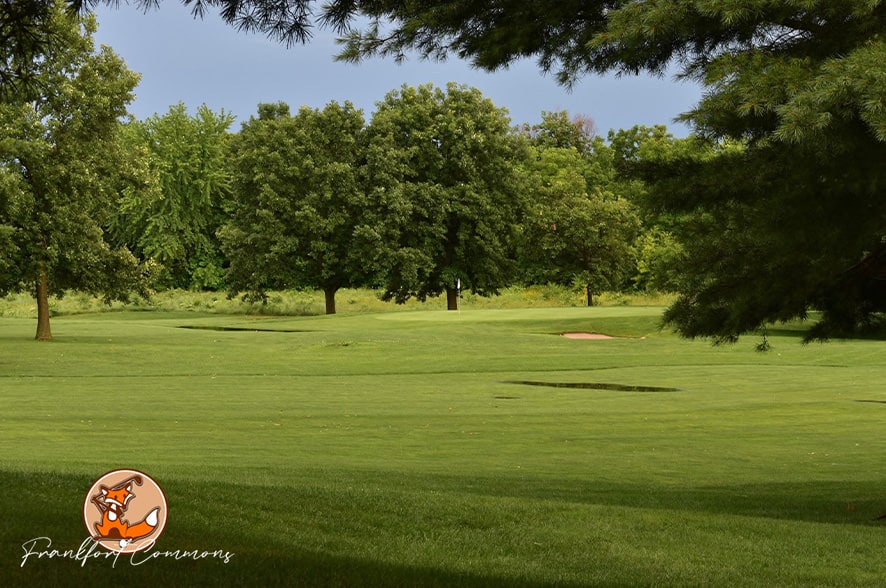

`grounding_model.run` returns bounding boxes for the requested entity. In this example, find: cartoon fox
[90,475,160,546]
